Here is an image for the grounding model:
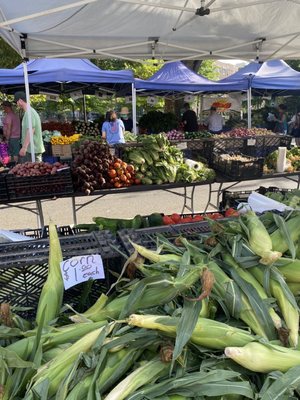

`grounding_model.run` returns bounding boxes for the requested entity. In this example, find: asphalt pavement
[1,176,298,230]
